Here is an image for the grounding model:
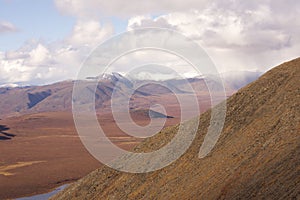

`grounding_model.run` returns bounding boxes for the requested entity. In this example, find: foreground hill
[52,57,300,200]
